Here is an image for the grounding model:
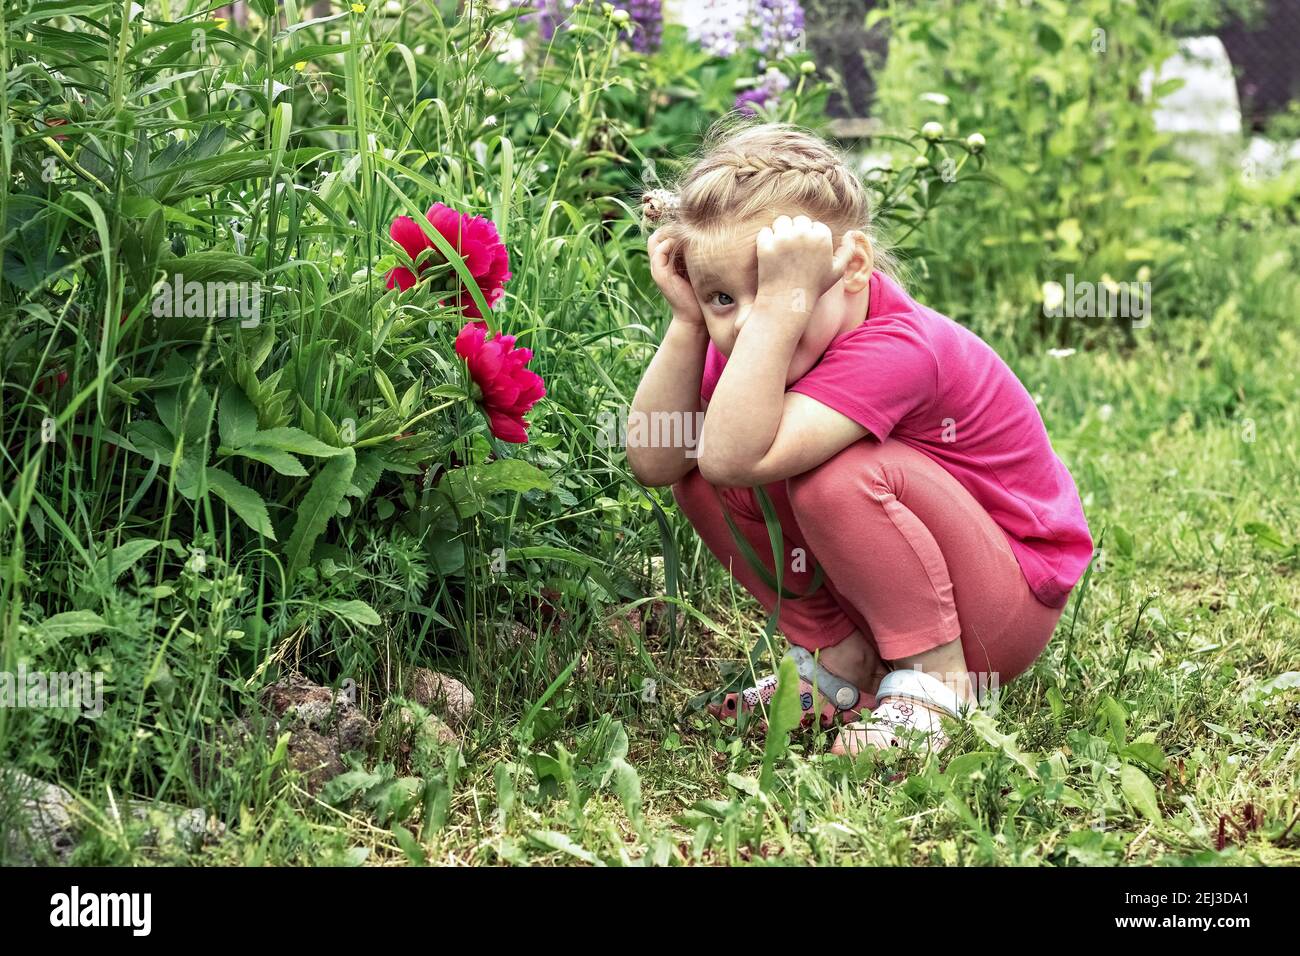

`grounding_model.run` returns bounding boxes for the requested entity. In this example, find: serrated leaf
[346,450,385,500]
[206,467,275,539]
[285,448,355,578]
[439,458,552,512]
[126,420,177,464]
[230,445,307,476]
[1245,671,1300,704]
[252,426,347,457]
